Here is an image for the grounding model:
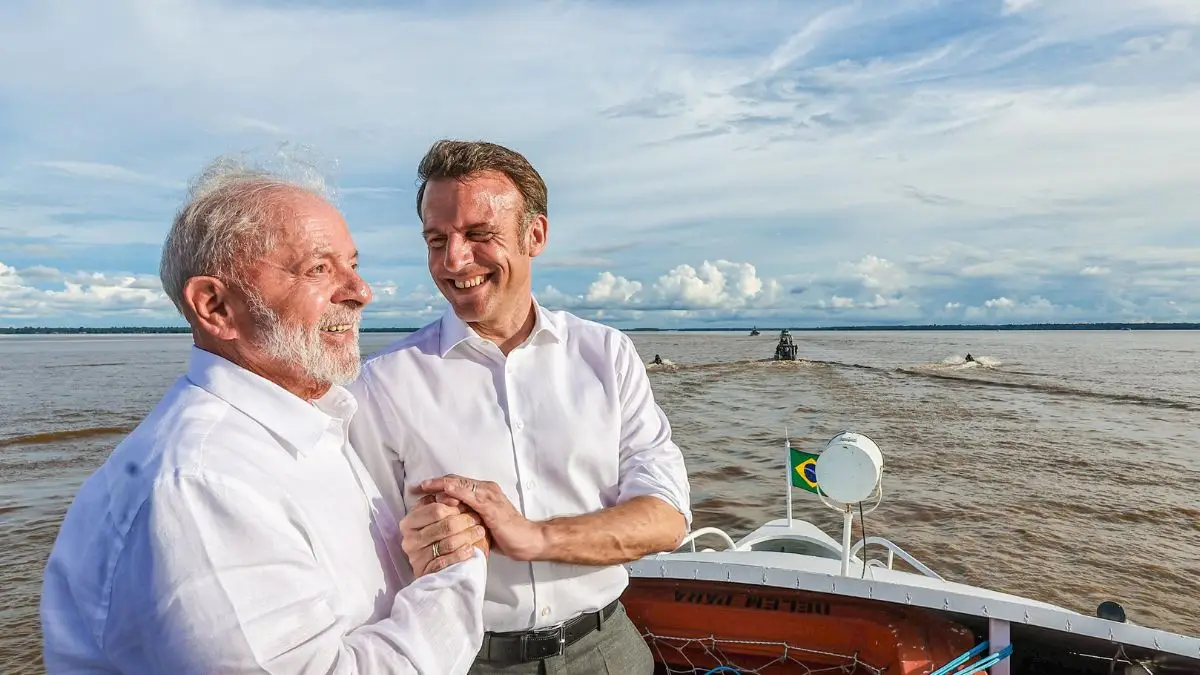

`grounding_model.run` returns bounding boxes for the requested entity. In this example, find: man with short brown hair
[348,139,693,673]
